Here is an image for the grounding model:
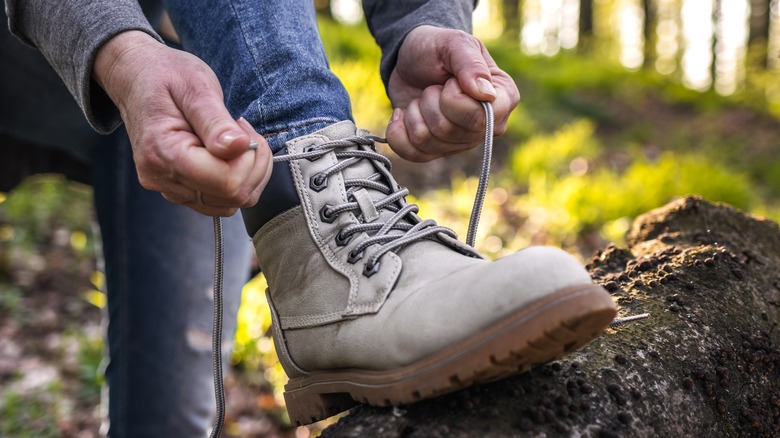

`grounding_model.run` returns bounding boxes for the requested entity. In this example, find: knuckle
[466,111,485,131]
[137,174,158,192]
[428,119,453,139]
[222,175,243,200]
[242,192,261,208]
[402,147,435,163]
[408,125,430,147]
